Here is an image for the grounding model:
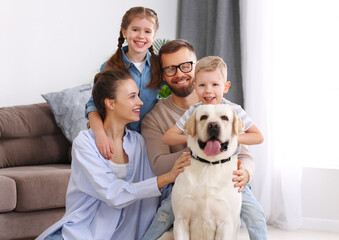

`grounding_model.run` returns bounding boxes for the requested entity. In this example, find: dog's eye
[200,115,208,120]
[221,115,228,121]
